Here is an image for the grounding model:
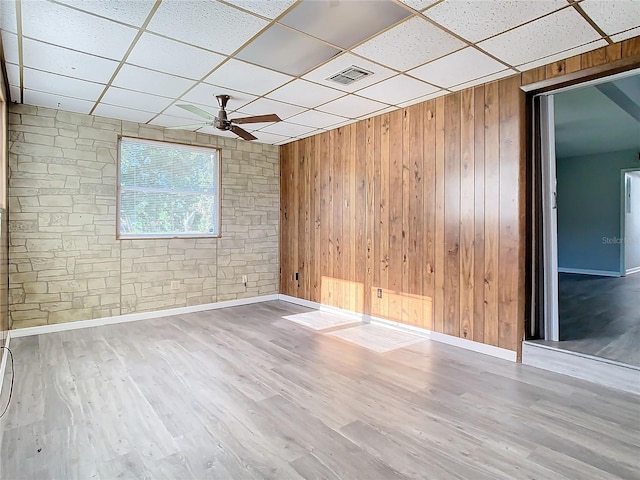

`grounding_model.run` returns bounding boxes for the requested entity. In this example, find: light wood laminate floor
[1,301,639,479]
